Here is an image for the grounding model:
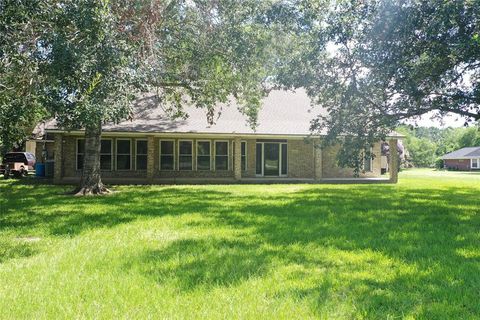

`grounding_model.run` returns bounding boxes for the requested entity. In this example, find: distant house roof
[442,147,480,159]
[43,89,402,138]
